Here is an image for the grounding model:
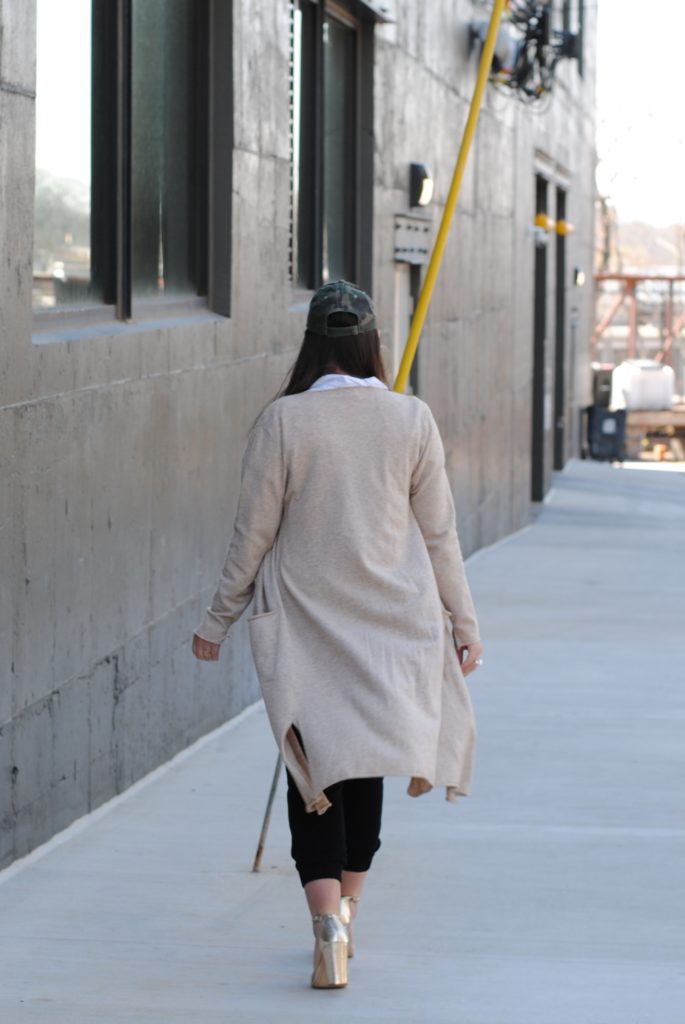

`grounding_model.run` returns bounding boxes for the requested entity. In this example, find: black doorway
[553,187,567,470]
[531,175,548,502]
